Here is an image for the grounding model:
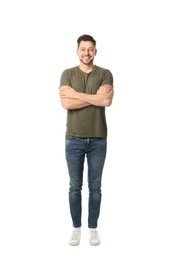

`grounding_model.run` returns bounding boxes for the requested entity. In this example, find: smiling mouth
[83,56,90,60]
